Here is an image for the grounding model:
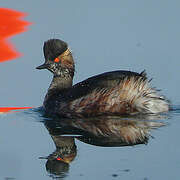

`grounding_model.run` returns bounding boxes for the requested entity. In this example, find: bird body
[36,39,169,118]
